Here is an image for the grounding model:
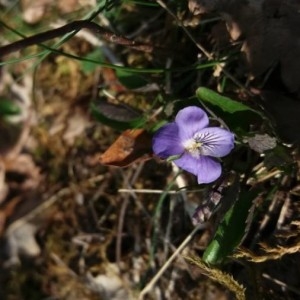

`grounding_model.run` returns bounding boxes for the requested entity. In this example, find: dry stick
[262,273,300,296]
[118,189,180,194]
[156,0,252,95]
[116,195,130,265]
[5,175,105,235]
[139,224,201,299]
[116,164,145,266]
[0,20,153,57]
